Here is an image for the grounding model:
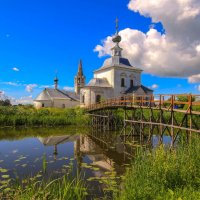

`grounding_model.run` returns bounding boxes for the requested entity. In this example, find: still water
[0,126,171,198]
